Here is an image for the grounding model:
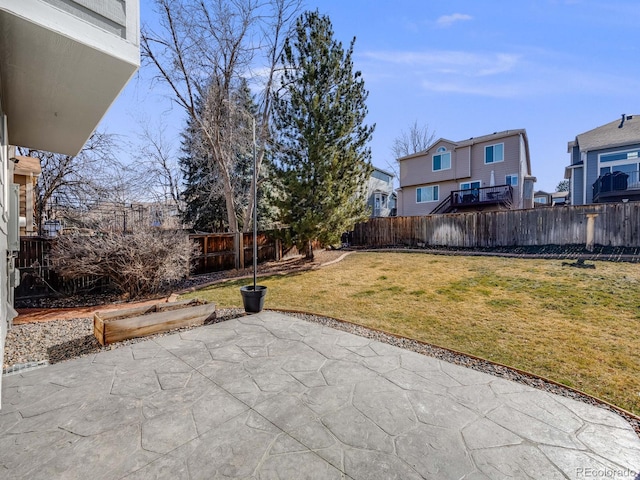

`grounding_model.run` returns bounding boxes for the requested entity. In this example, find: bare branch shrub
[51,229,198,298]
